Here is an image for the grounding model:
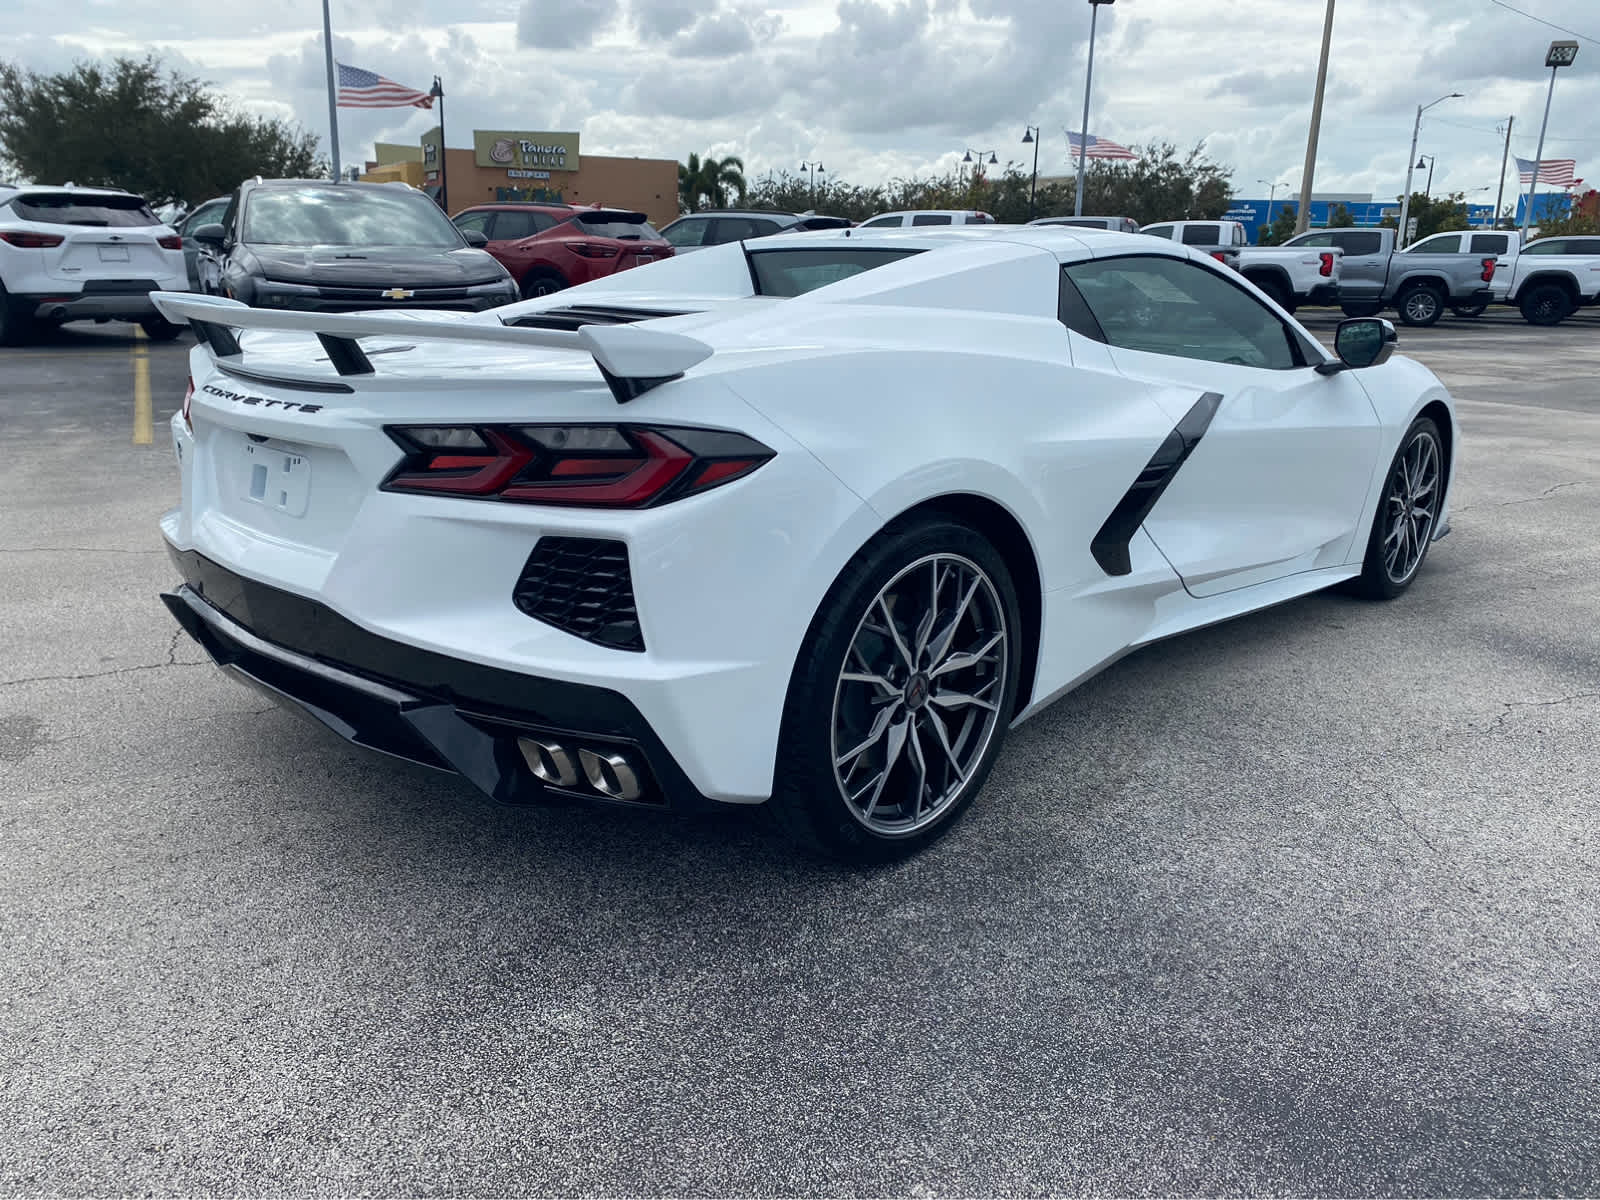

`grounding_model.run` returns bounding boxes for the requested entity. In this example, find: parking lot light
[1398,93,1463,247]
[1521,40,1579,242]
[1023,126,1040,219]
[1074,0,1115,217]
